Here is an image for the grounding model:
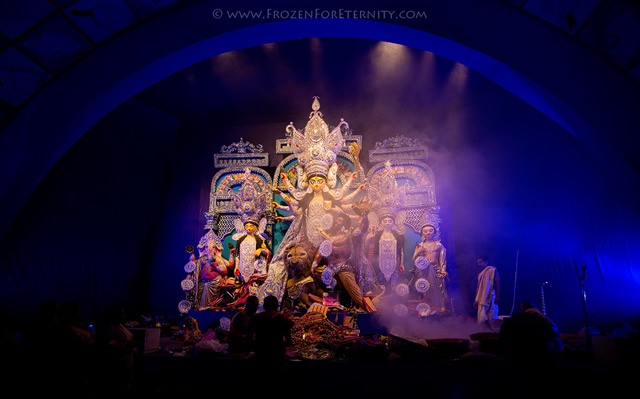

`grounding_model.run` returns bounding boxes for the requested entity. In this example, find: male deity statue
[314,209,366,311]
[195,229,229,309]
